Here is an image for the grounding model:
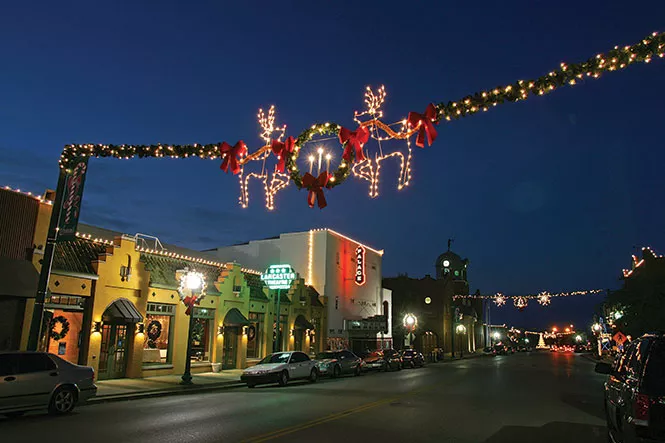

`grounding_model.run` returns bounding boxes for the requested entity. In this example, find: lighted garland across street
[57,31,665,209]
[454,289,605,310]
